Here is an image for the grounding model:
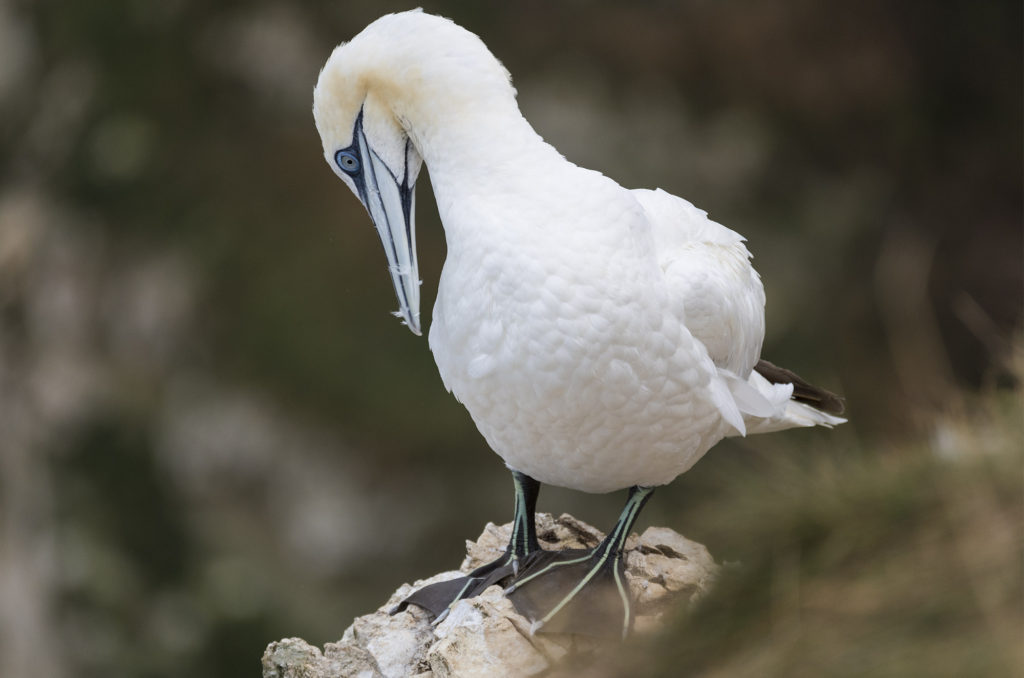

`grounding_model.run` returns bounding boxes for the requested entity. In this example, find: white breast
[428,170,735,493]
